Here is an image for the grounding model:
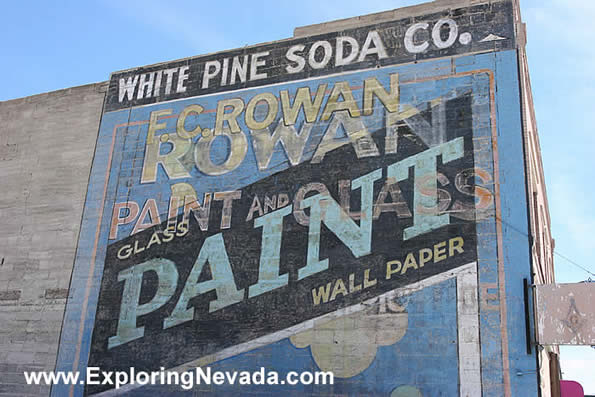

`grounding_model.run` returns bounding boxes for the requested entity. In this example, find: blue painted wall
[54,47,537,396]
